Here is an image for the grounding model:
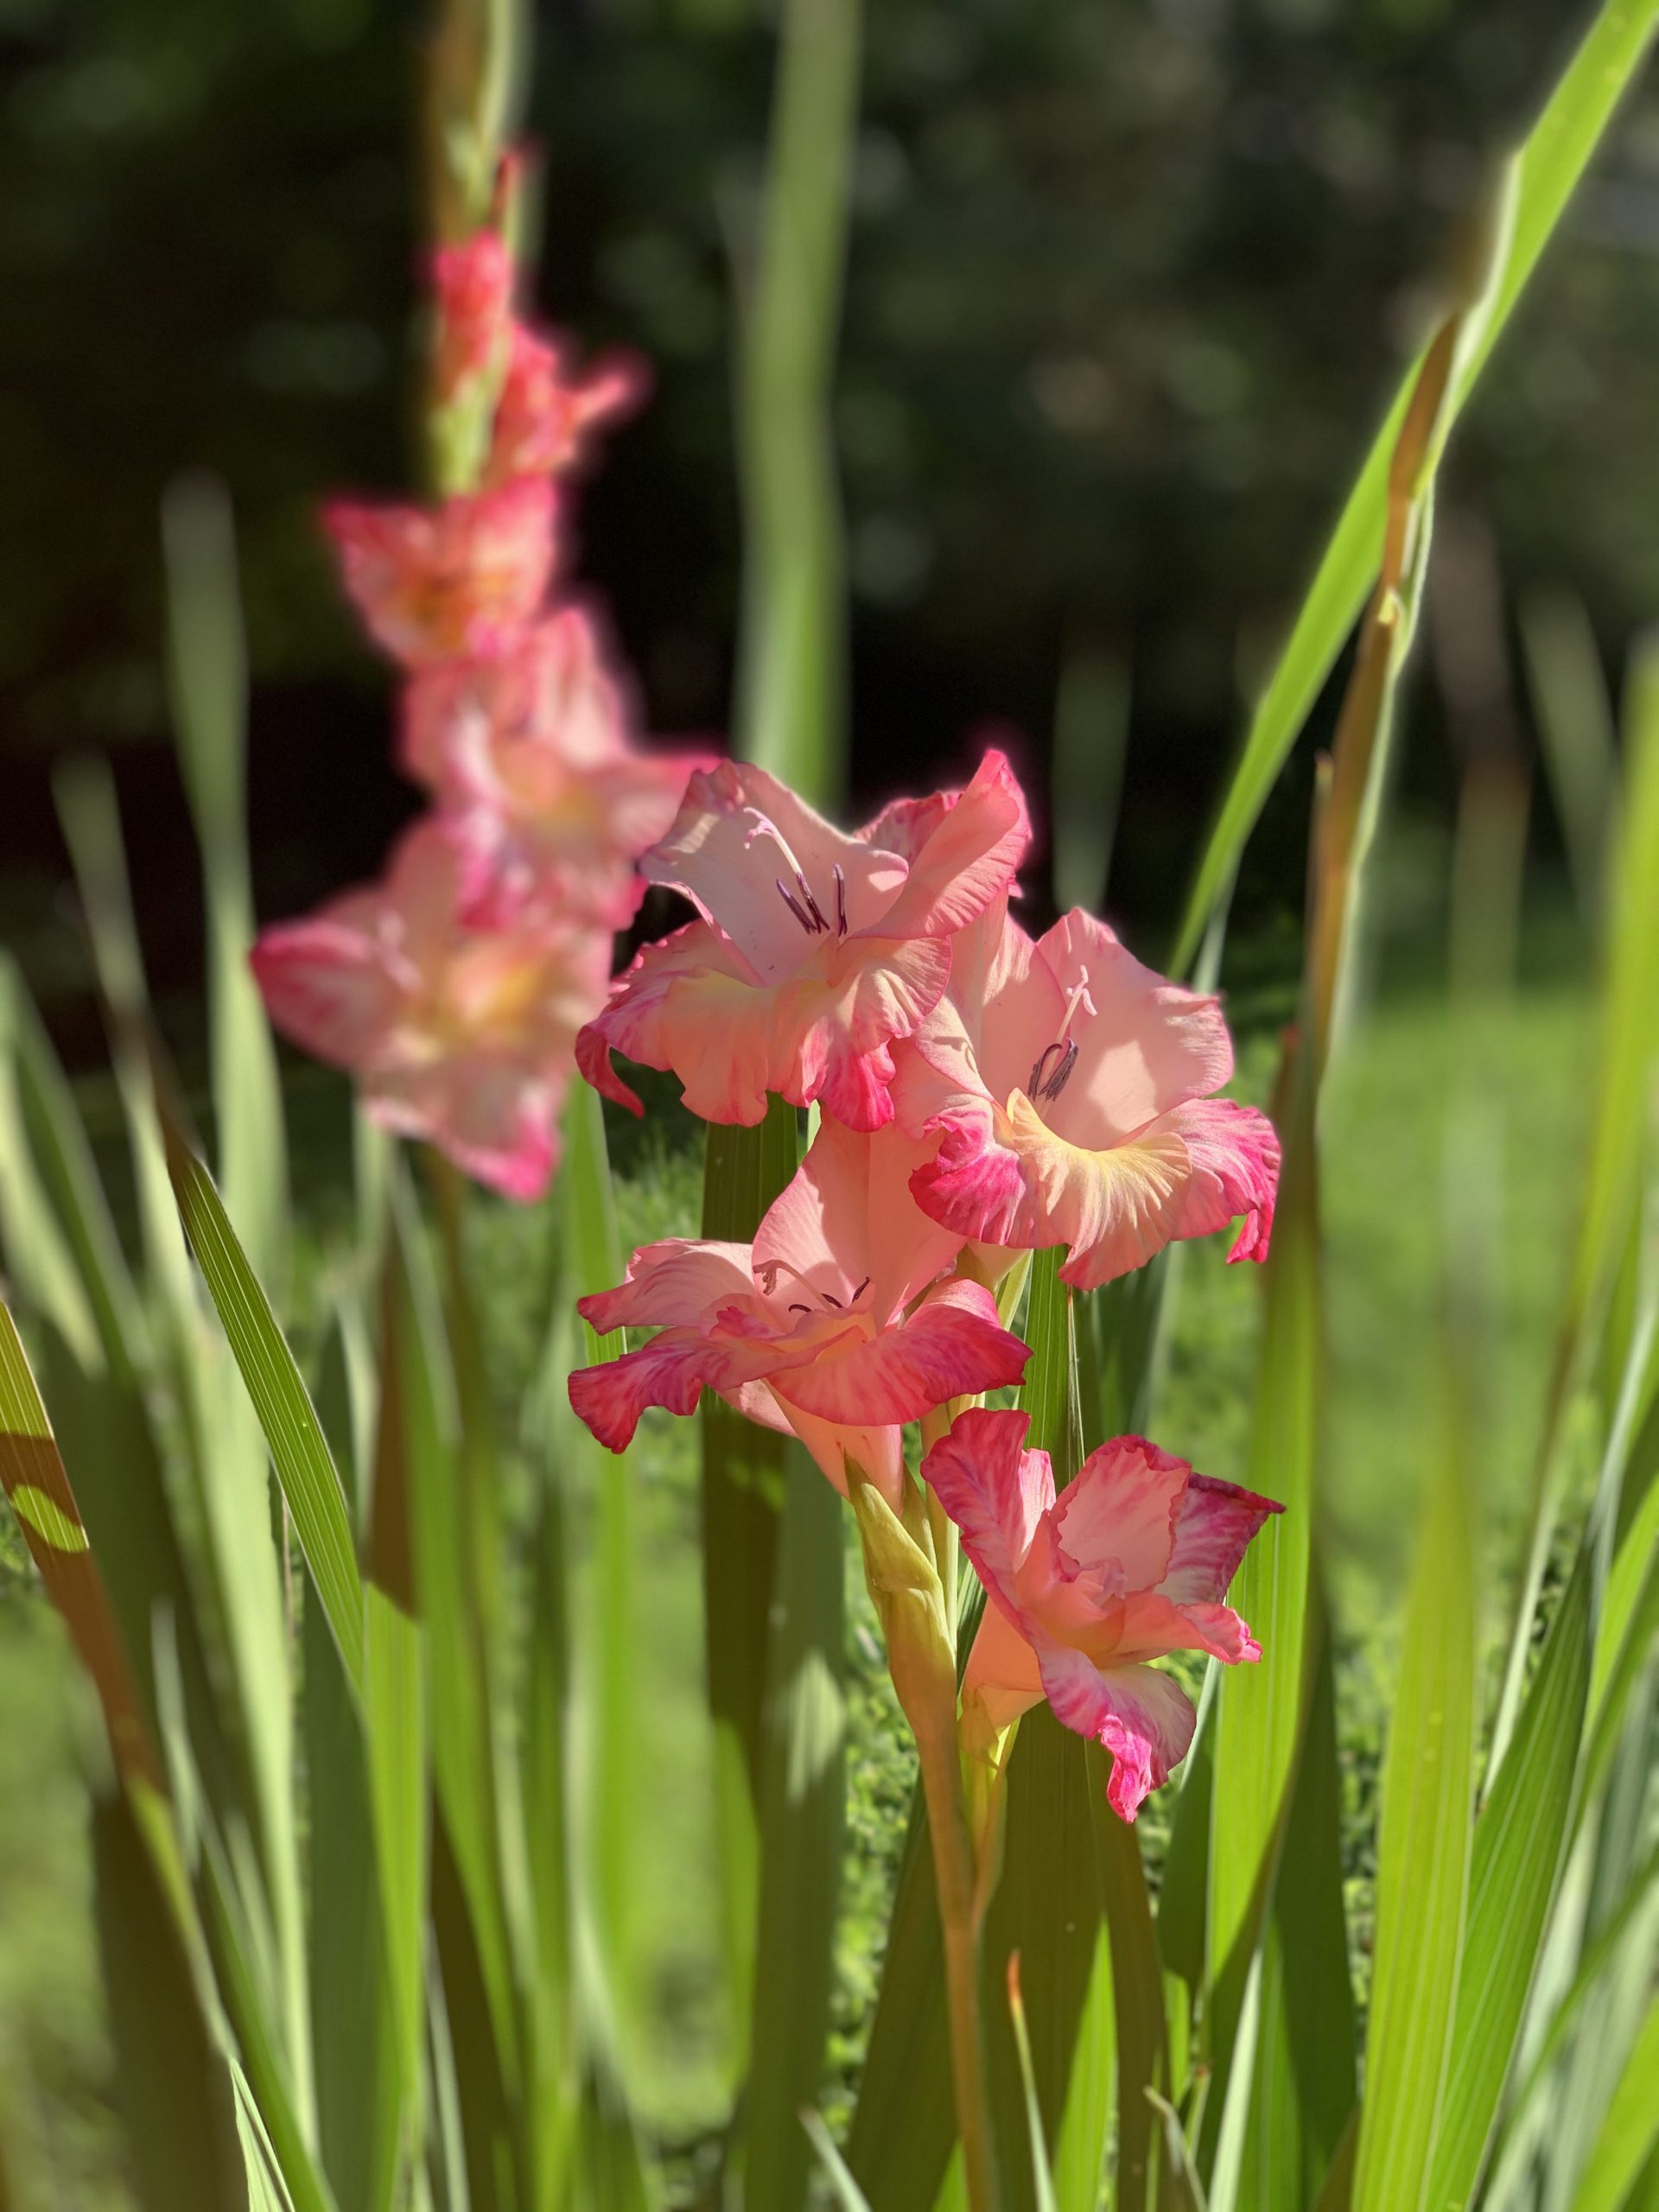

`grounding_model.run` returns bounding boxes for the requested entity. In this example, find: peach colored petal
[324,479,557,667]
[962,1599,1047,1733]
[920,1407,1053,1631]
[753,1116,963,1320]
[431,230,514,404]
[575,1240,755,1333]
[486,324,645,486]
[771,1278,1027,1433]
[873,750,1031,940]
[1033,909,1235,1147]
